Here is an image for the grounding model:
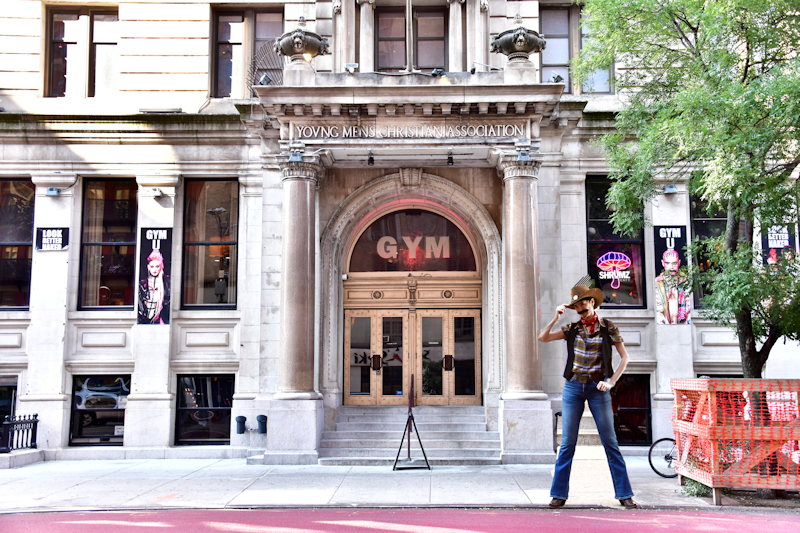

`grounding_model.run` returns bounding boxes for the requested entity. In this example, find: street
[2,508,799,533]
